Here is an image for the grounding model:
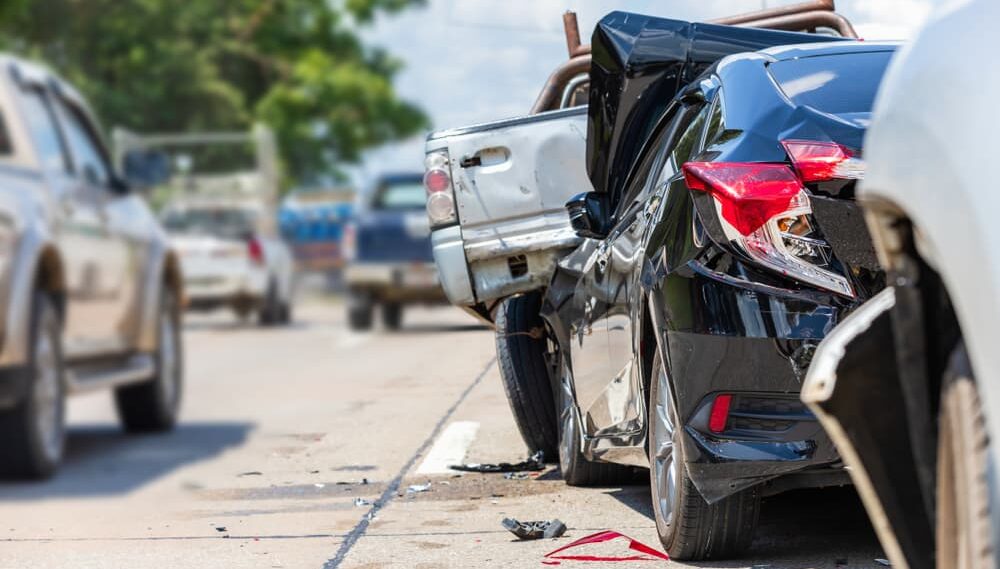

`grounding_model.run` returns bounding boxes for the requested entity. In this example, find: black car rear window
[768,50,894,115]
